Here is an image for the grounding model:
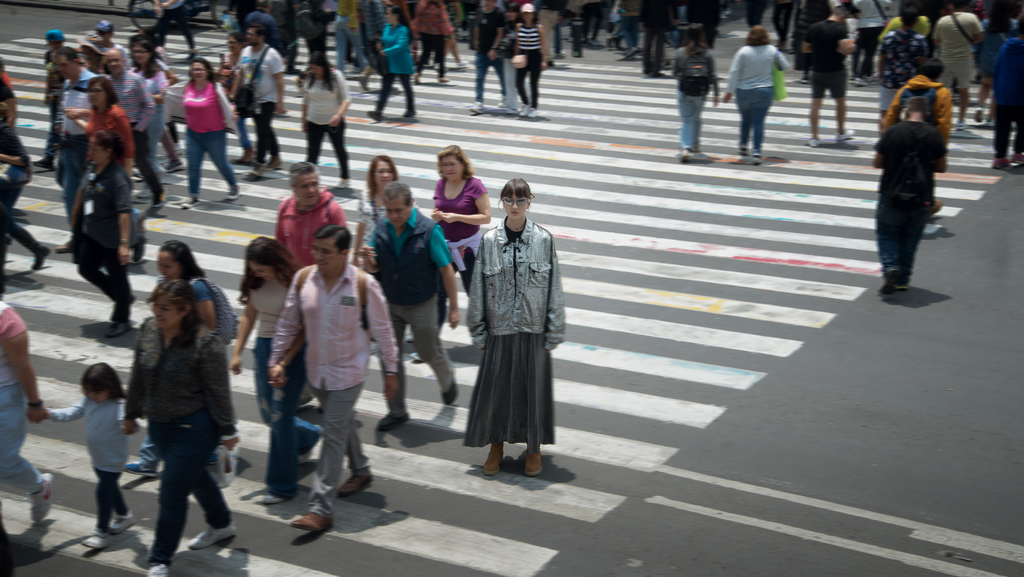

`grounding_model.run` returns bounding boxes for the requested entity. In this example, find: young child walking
[44,363,133,549]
